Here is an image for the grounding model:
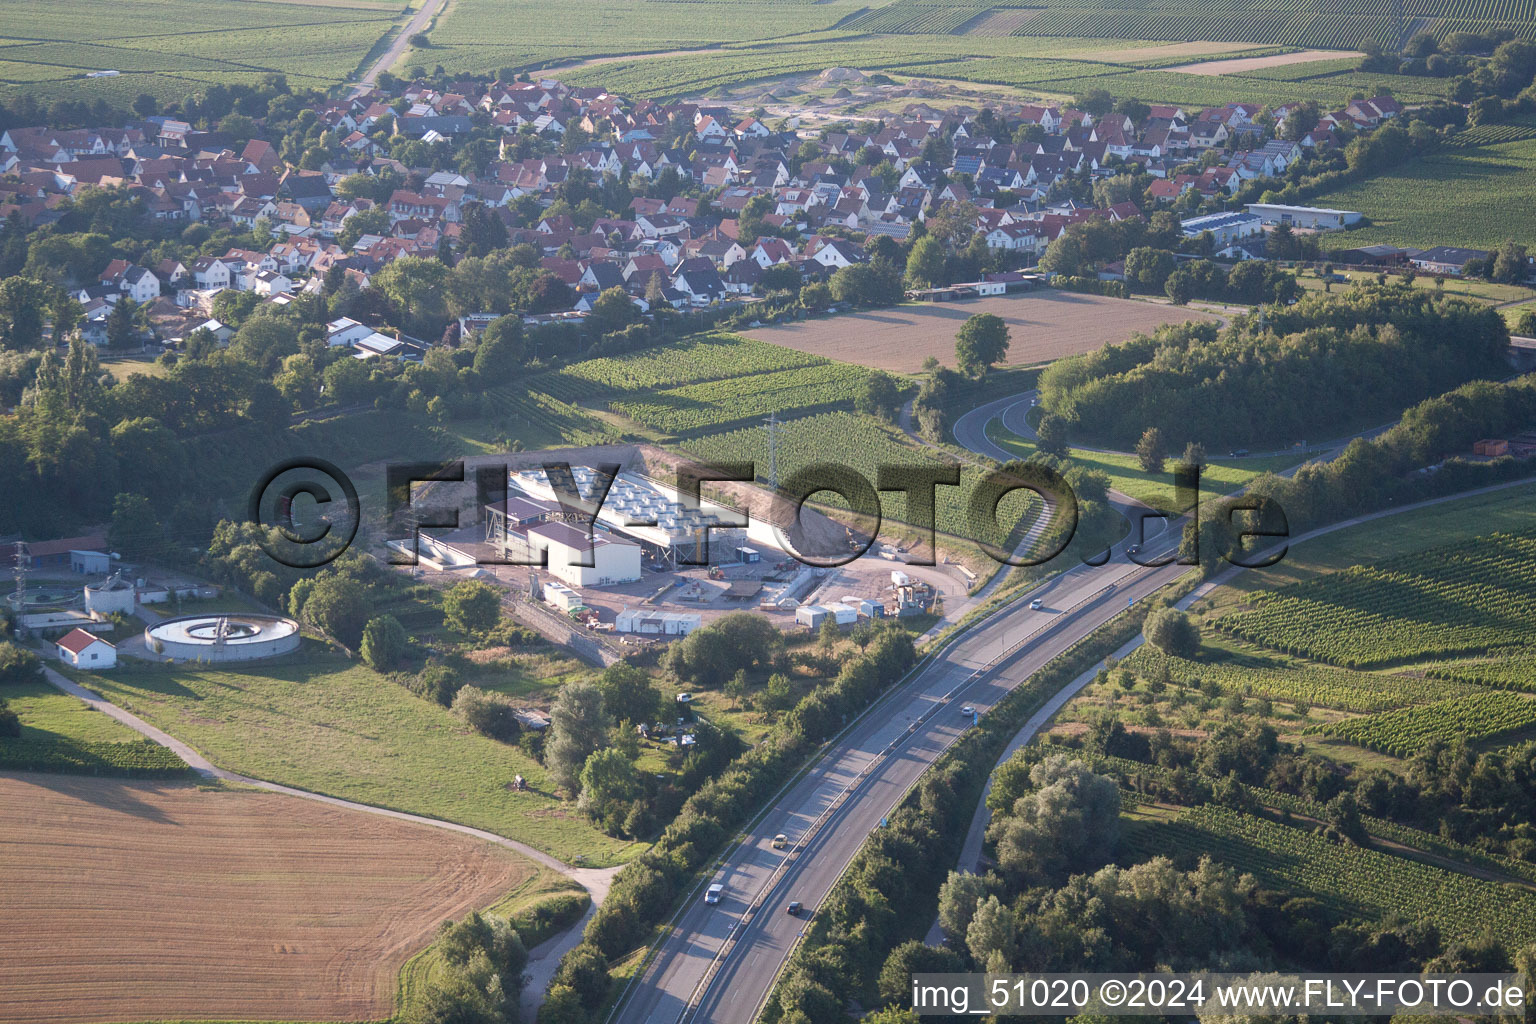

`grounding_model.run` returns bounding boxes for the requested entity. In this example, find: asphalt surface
[611,407,1187,1024]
